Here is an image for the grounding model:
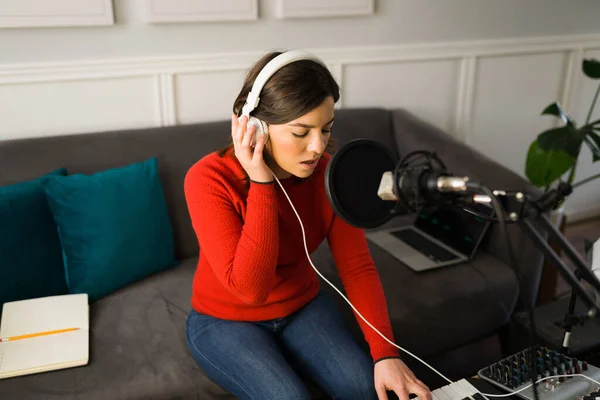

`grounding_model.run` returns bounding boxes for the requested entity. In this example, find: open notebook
[0,293,89,379]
